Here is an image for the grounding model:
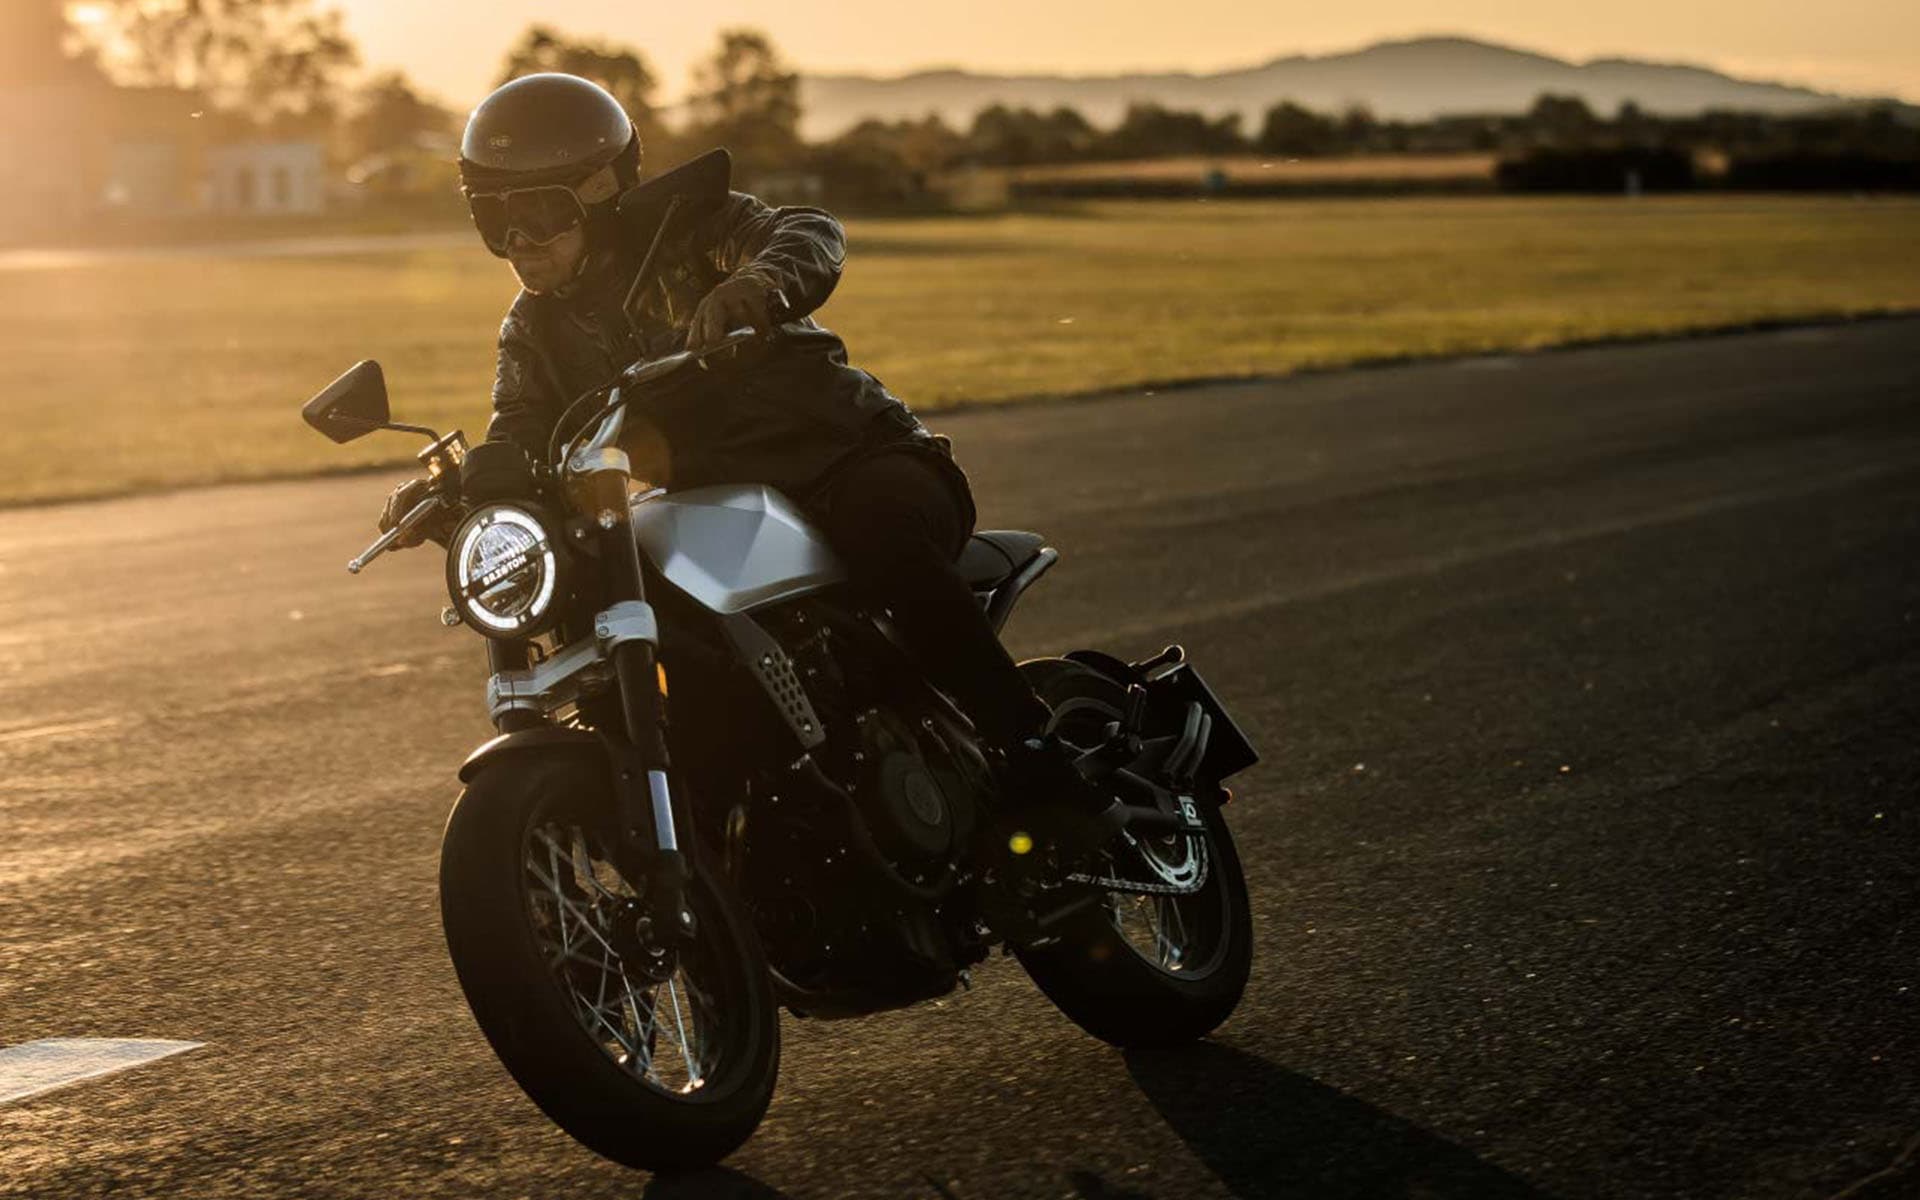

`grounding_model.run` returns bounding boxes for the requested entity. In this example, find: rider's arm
[699,191,847,320]
[619,417,675,489]
[486,304,561,460]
